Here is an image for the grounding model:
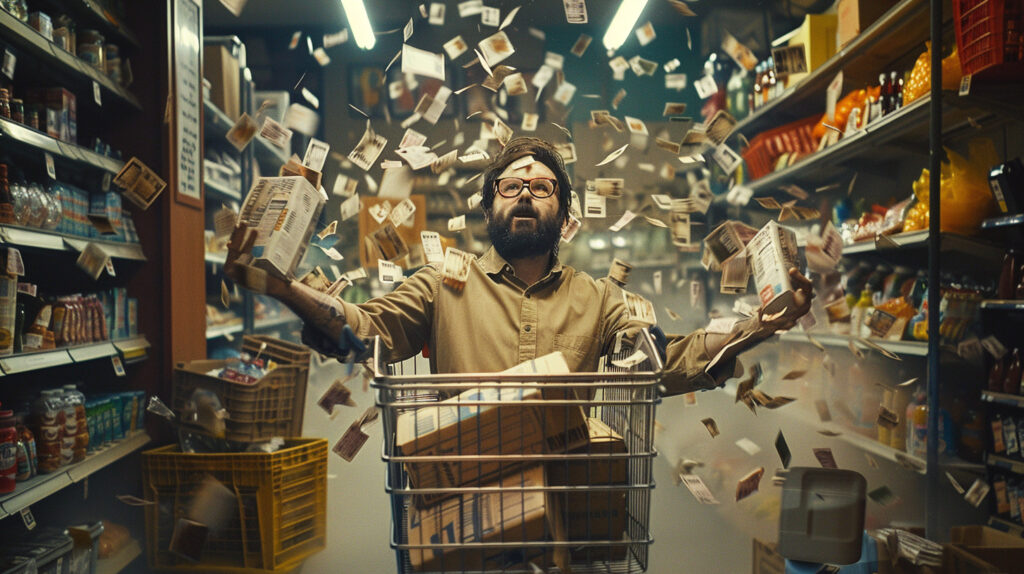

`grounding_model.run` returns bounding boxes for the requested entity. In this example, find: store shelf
[0,9,141,110]
[0,225,145,261]
[203,98,233,140]
[988,516,1024,537]
[0,336,147,376]
[843,229,930,254]
[96,539,142,574]
[207,322,243,340]
[254,314,300,331]
[0,431,150,520]
[733,0,929,136]
[838,230,1003,272]
[57,0,140,49]
[981,390,1024,408]
[987,453,1024,475]
[778,331,928,356]
[0,115,124,175]
[981,300,1024,312]
[113,336,150,364]
[205,179,241,202]
[982,214,1024,230]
